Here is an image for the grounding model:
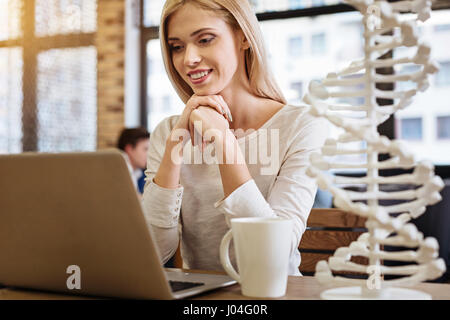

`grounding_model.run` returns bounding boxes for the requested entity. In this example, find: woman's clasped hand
[173,94,233,152]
